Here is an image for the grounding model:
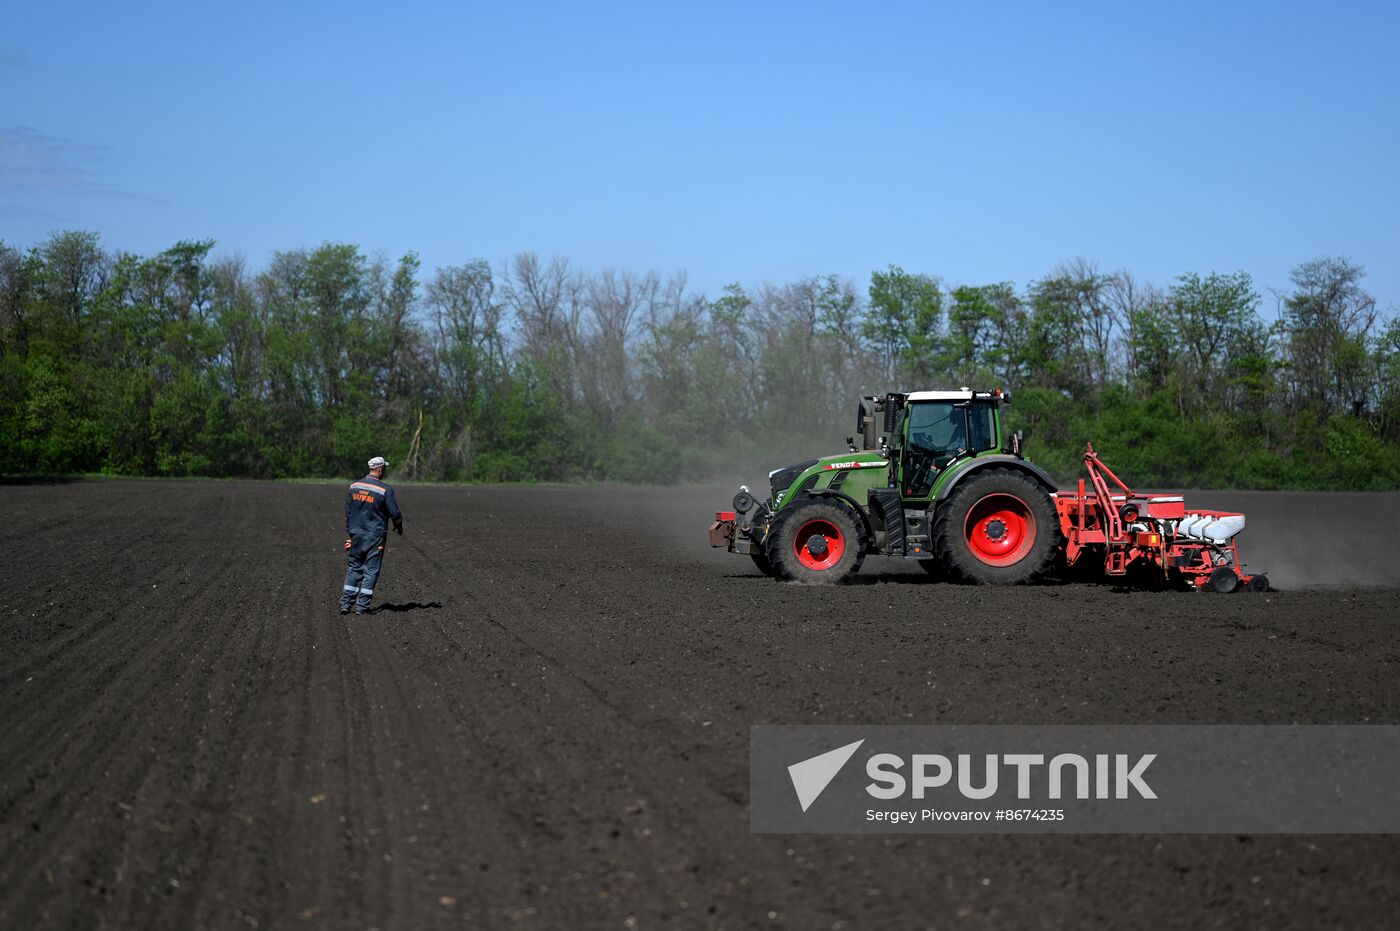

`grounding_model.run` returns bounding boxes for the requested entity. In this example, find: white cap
[368,456,389,470]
